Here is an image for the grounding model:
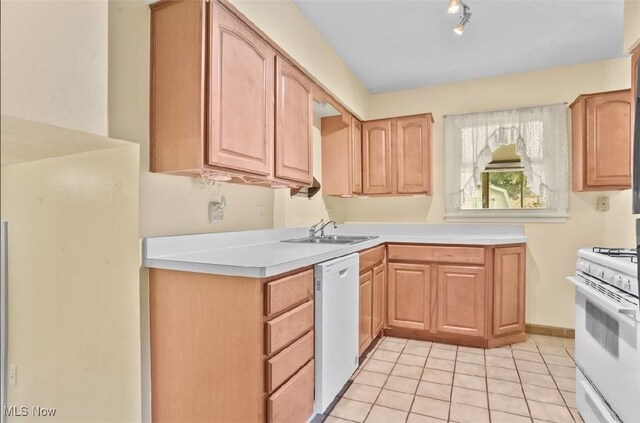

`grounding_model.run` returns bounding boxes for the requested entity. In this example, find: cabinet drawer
[266,300,314,355]
[265,269,313,317]
[267,360,315,423]
[388,244,485,265]
[266,330,314,393]
[359,245,385,273]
